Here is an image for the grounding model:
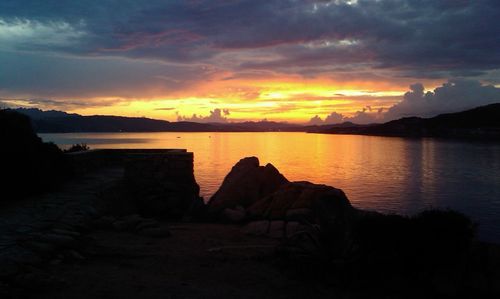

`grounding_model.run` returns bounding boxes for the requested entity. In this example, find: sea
[40,132,500,242]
